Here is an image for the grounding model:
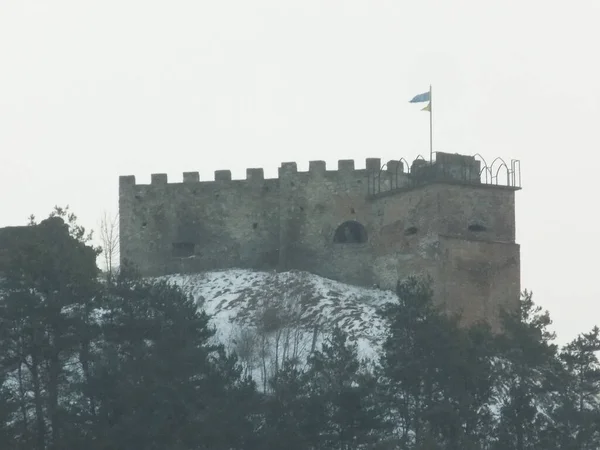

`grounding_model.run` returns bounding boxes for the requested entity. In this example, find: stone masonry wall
[119,170,280,276]
[365,182,520,330]
[119,152,521,330]
[437,236,520,331]
[277,158,381,285]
